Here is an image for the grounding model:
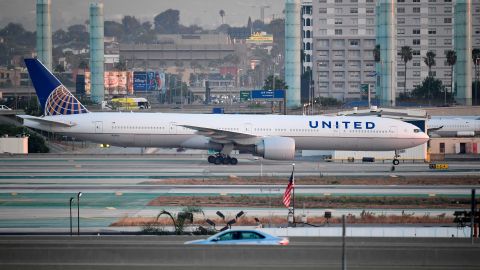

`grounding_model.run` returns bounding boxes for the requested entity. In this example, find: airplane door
[168,122,177,134]
[390,126,398,136]
[244,123,253,134]
[94,121,103,133]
